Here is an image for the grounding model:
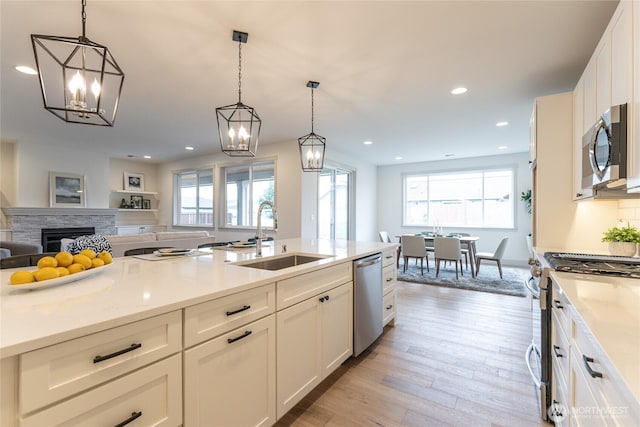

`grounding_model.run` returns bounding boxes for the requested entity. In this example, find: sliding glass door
[318,166,352,240]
